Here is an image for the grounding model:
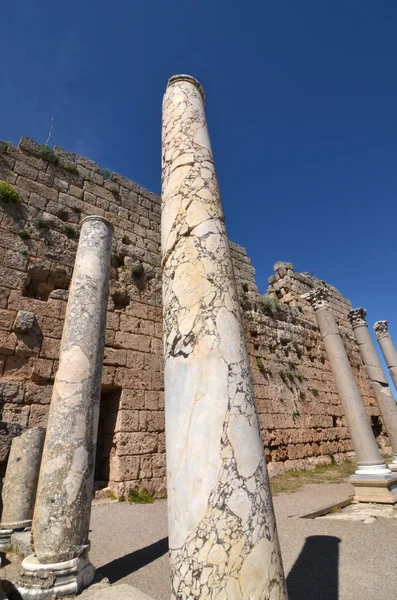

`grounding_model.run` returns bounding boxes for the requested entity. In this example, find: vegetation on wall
[0,180,21,204]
